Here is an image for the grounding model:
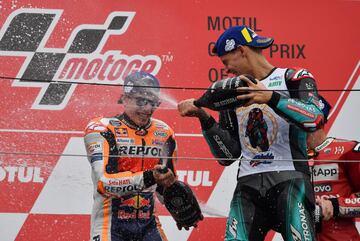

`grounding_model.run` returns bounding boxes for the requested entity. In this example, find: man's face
[123,92,160,127]
[220,46,250,76]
